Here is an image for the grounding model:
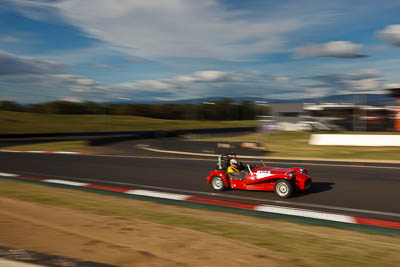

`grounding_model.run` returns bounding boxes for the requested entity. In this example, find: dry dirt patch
[0,197,286,267]
[1,179,399,267]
